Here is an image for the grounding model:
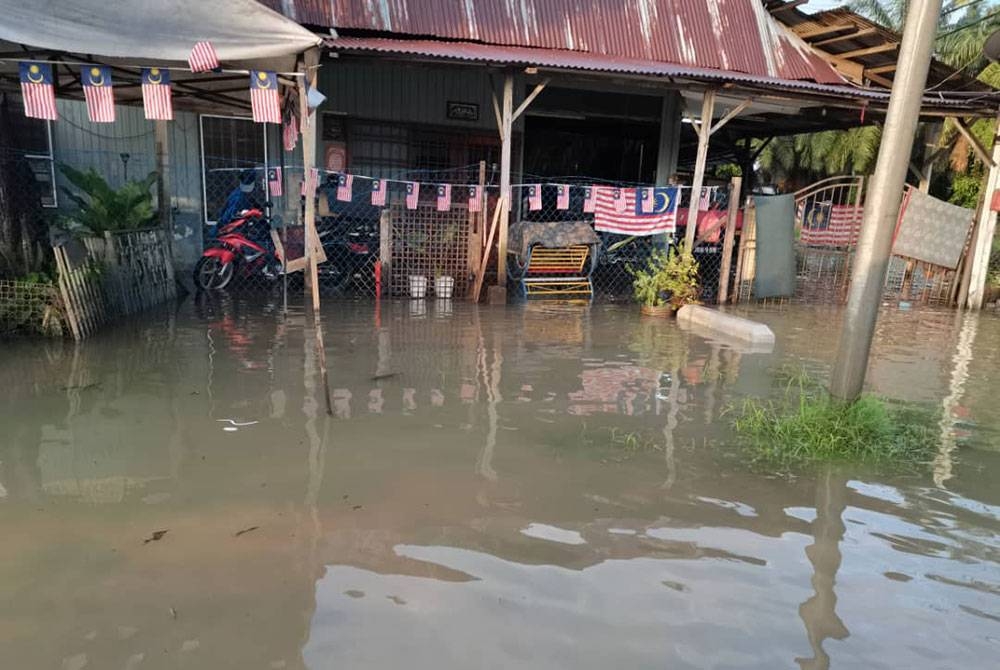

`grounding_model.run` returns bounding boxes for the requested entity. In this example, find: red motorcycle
[194,209,282,291]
